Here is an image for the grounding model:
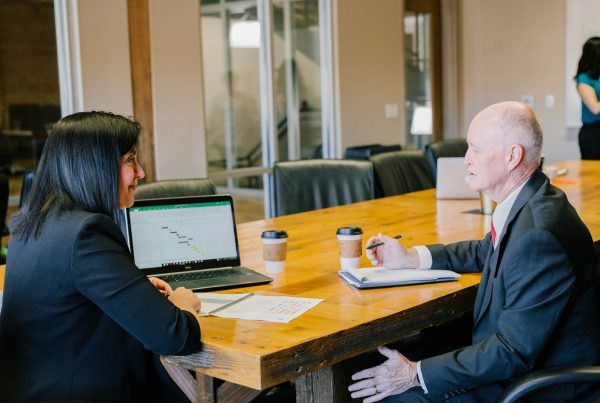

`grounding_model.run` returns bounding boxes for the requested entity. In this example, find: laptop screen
[435,157,478,199]
[126,195,241,275]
